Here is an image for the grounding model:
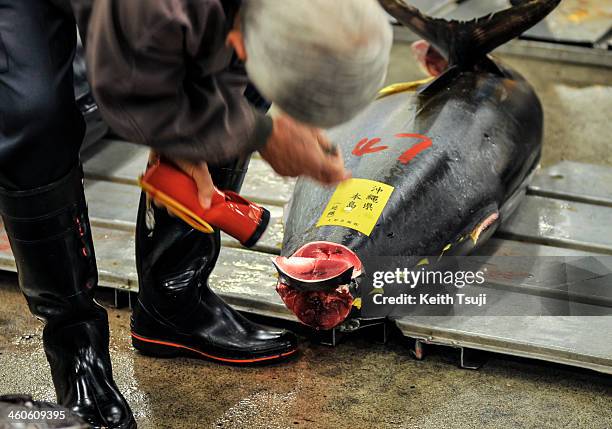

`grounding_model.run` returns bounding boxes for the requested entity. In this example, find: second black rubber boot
[131,157,298,364]
[0,166,136,429]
